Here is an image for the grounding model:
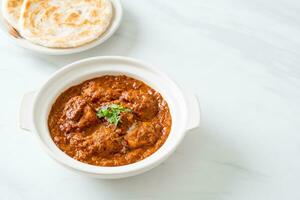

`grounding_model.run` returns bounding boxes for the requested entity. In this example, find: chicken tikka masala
[48,75,172,166]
